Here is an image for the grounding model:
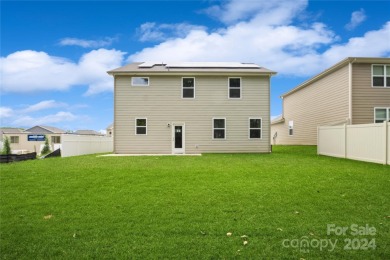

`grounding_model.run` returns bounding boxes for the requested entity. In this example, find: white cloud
[12,111,78,127]
[129,1,390,77]
[0,48,126,95]
[0,100,89,129]
[21,100,67,113]
[345,9,366,31]
[0,107,13,118]
[59,37,116,48]
[137,22,207,42]
[323,22,390,62]
[203,0,308,25]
